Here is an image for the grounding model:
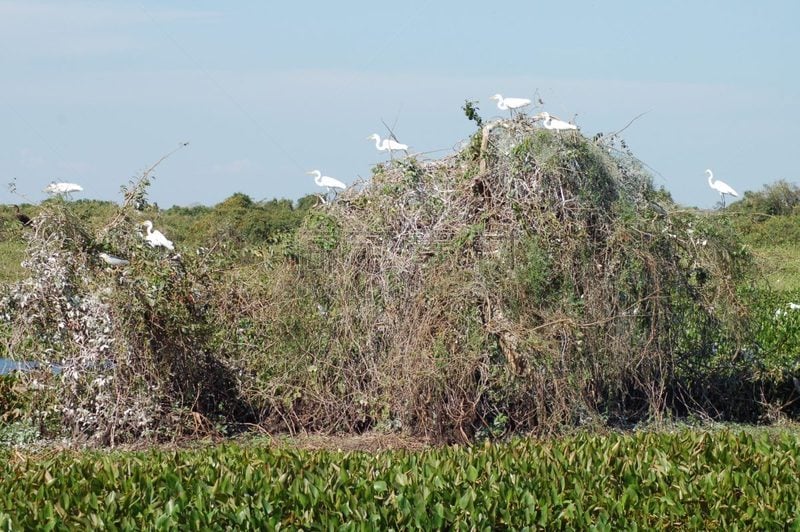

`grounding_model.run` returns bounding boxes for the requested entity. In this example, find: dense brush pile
[0,118,759,444]
[0,166,253,445]
[226,117,752,441]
